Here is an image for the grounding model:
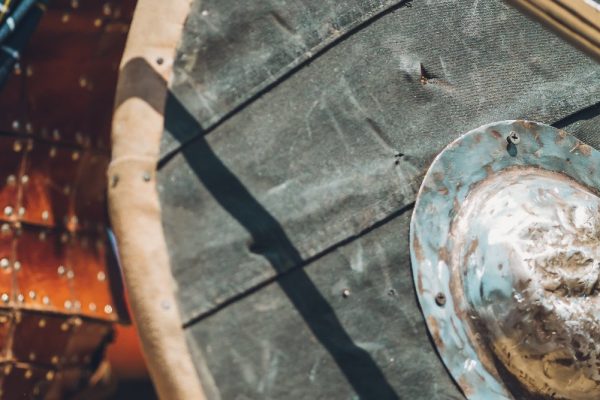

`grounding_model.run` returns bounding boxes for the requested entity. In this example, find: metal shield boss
[411,120,600,399]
